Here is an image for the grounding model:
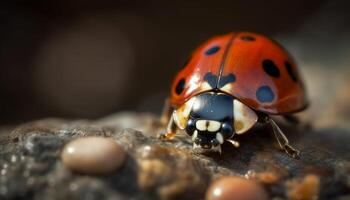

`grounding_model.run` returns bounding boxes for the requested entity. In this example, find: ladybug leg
[160,98,173,126]
[263,116,300,158]
[158,113,177,140]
